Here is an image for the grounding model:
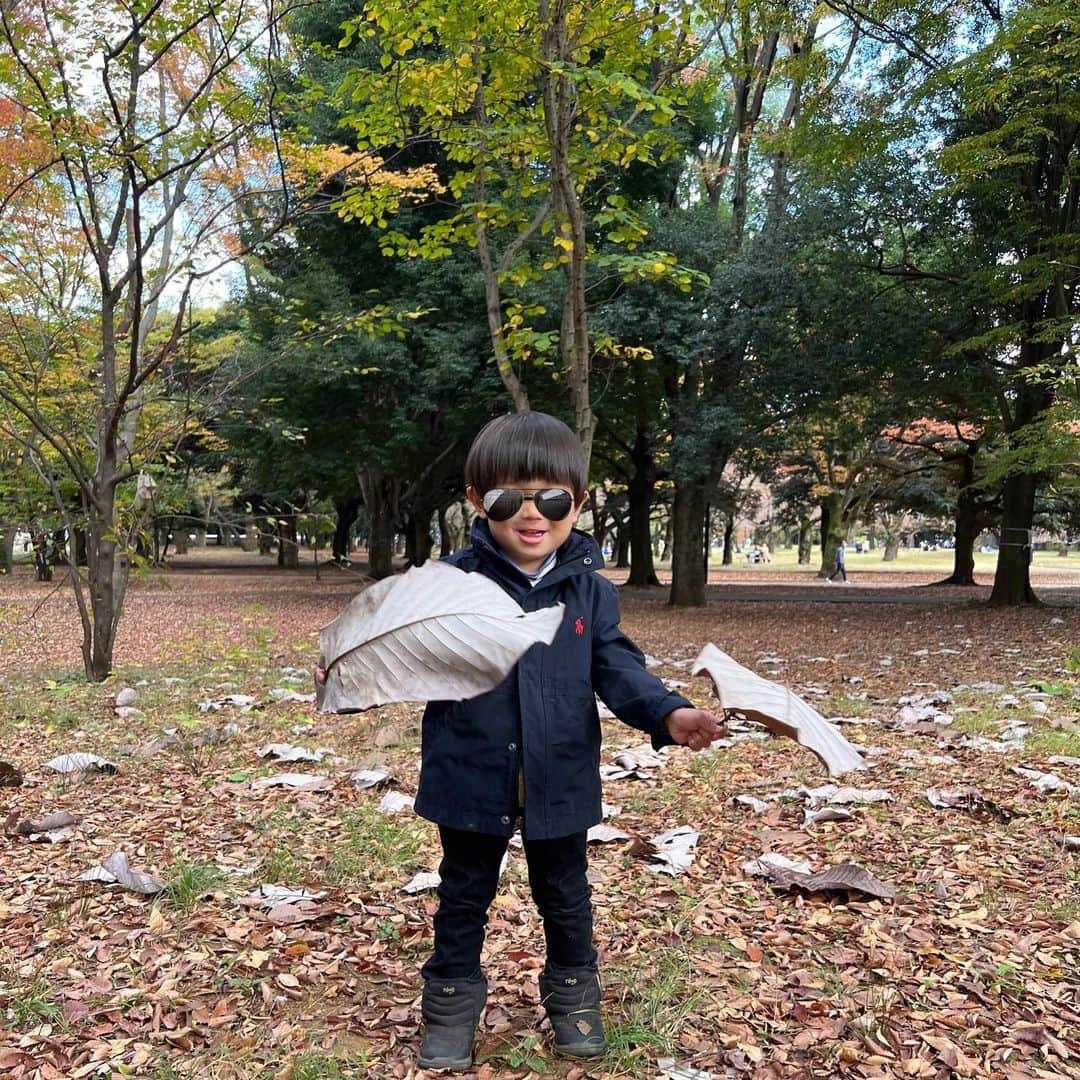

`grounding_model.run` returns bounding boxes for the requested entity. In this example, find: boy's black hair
[465,412,588,496]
